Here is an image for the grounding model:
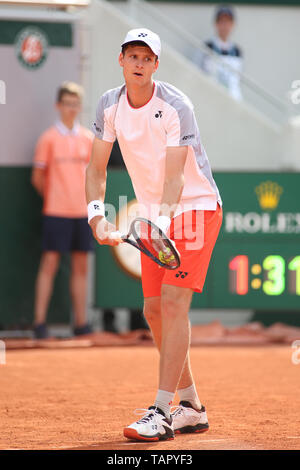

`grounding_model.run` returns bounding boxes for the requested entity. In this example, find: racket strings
[134,220,178,268]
